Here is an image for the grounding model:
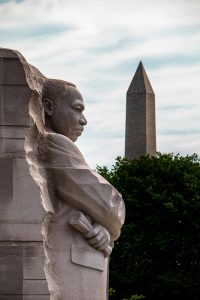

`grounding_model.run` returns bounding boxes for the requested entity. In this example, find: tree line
[97,153,200,300]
